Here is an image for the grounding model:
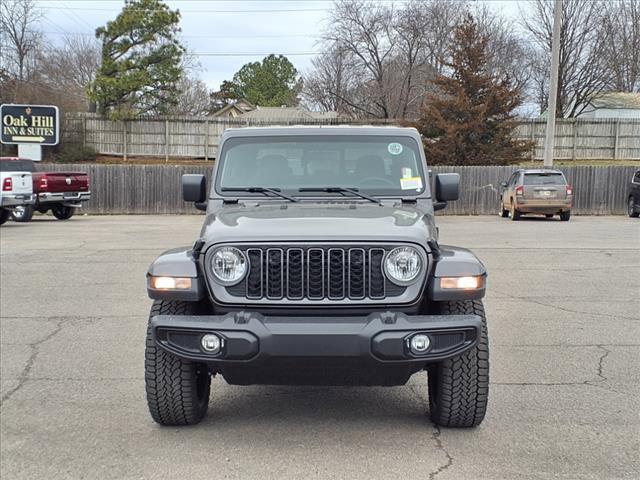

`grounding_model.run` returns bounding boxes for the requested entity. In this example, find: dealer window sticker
[387,142,403,155]
[400,176,423,190]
